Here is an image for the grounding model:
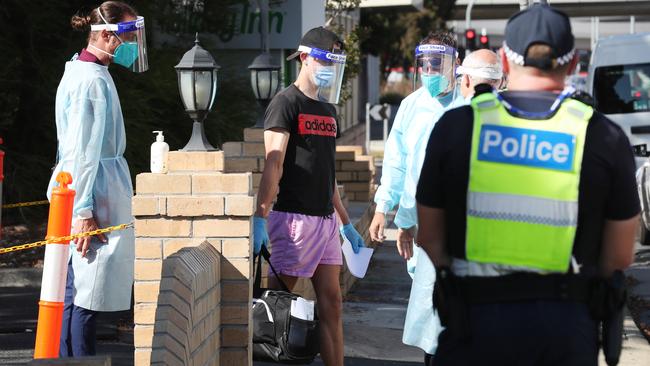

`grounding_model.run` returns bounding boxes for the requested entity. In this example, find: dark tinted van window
[594,63,650,114]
